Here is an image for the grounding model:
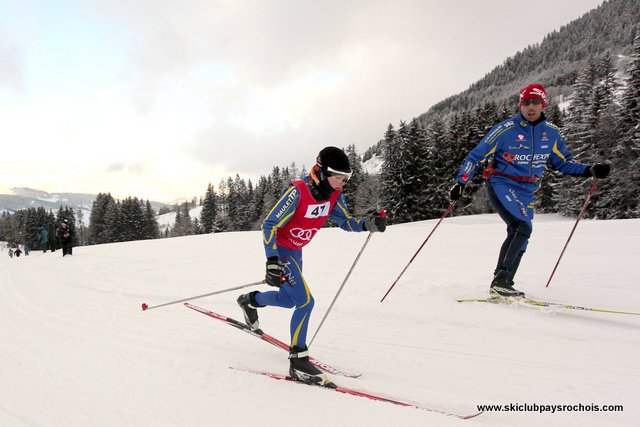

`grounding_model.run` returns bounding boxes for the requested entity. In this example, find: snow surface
[1,213,638,427]
[156,206,203,233]
[362,154,383,175]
